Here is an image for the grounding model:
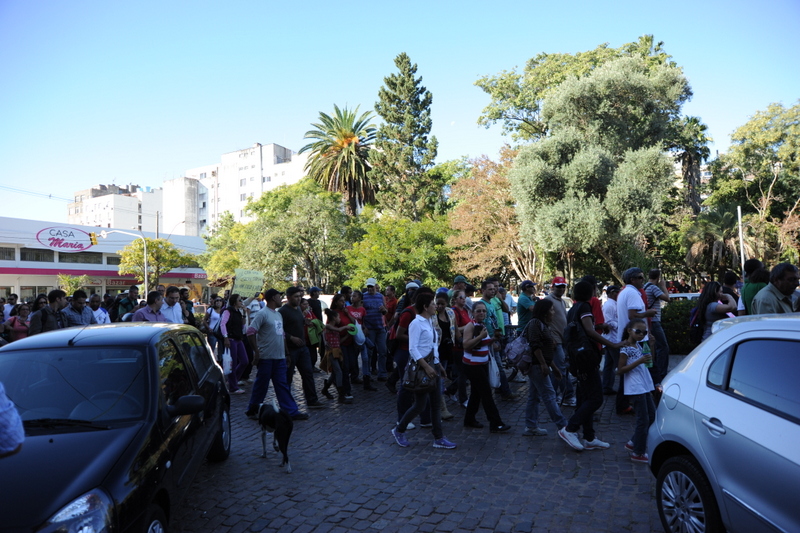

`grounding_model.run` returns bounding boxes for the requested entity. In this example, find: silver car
[647,314,800,533]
